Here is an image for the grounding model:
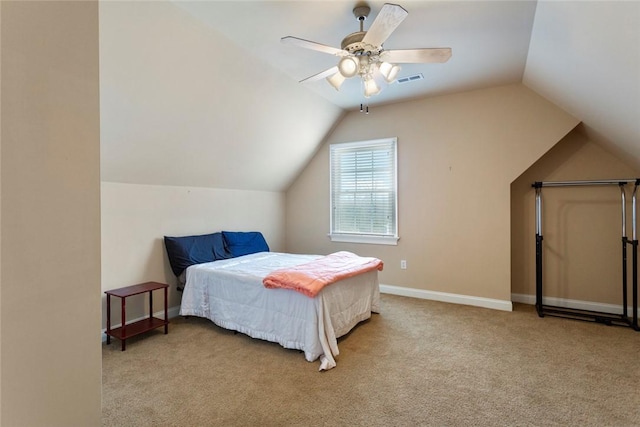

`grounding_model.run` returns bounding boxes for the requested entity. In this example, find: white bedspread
[180,252,380,370]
